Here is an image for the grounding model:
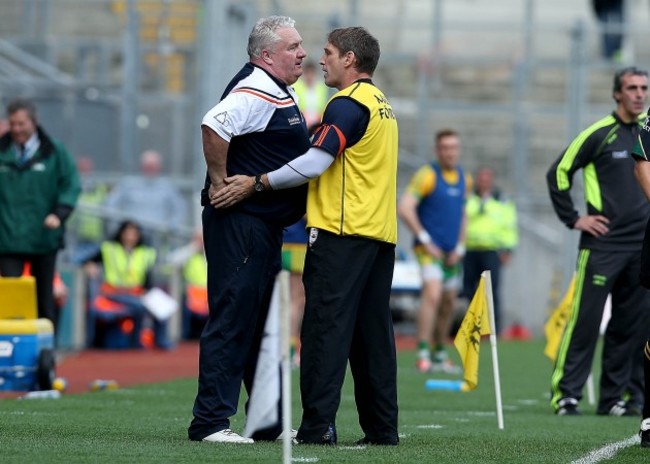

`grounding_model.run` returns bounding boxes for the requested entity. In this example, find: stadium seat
[111,0,198,93]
